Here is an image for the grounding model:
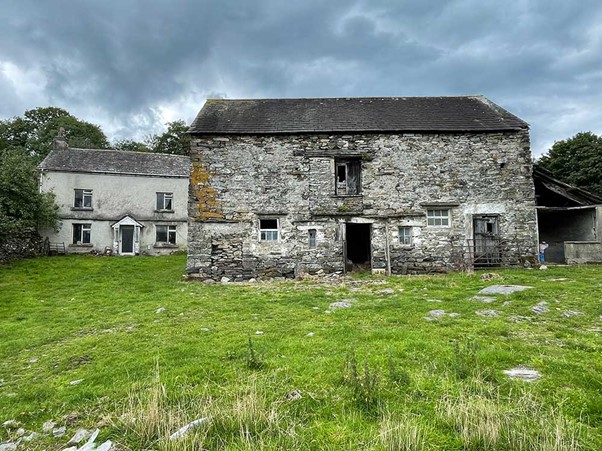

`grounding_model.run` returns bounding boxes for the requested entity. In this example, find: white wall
[40,170,188,255]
